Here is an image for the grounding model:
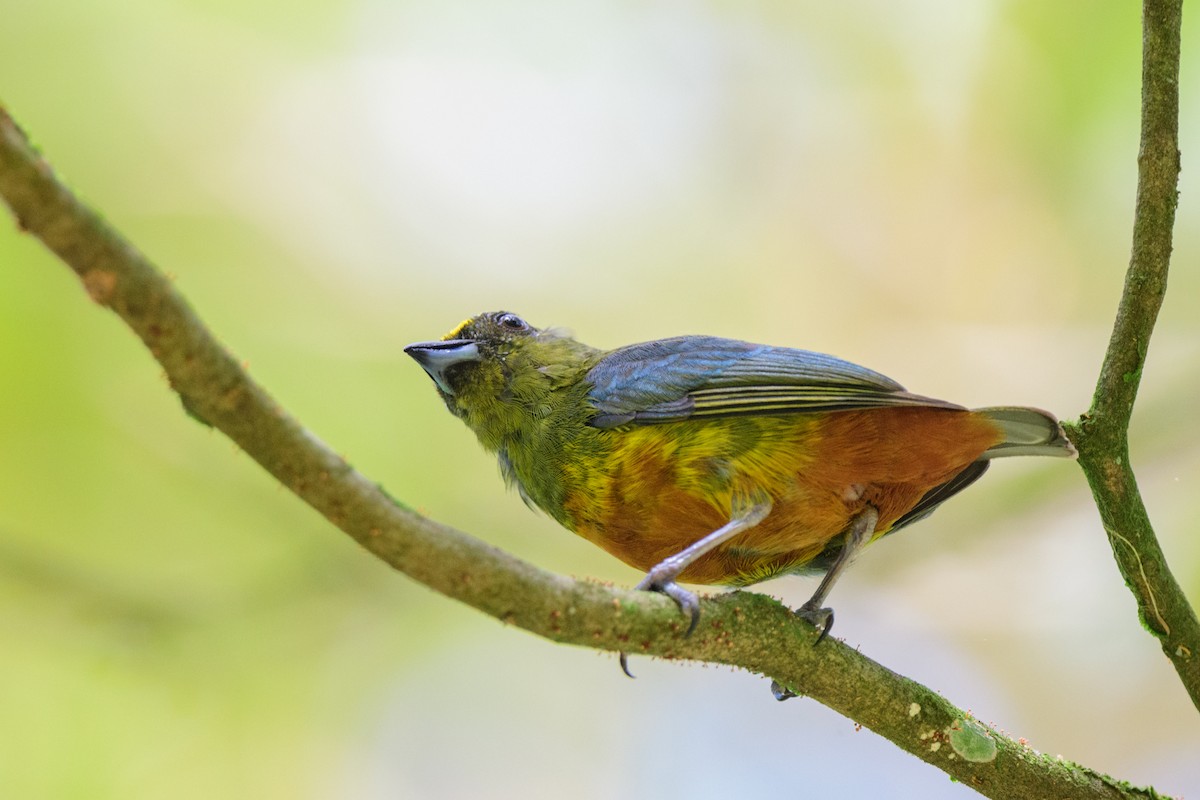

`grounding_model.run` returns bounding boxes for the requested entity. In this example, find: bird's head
[405,311,599,448]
